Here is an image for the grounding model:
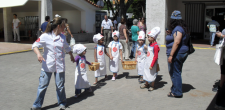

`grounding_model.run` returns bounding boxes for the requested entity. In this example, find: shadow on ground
[41,82,107,110]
